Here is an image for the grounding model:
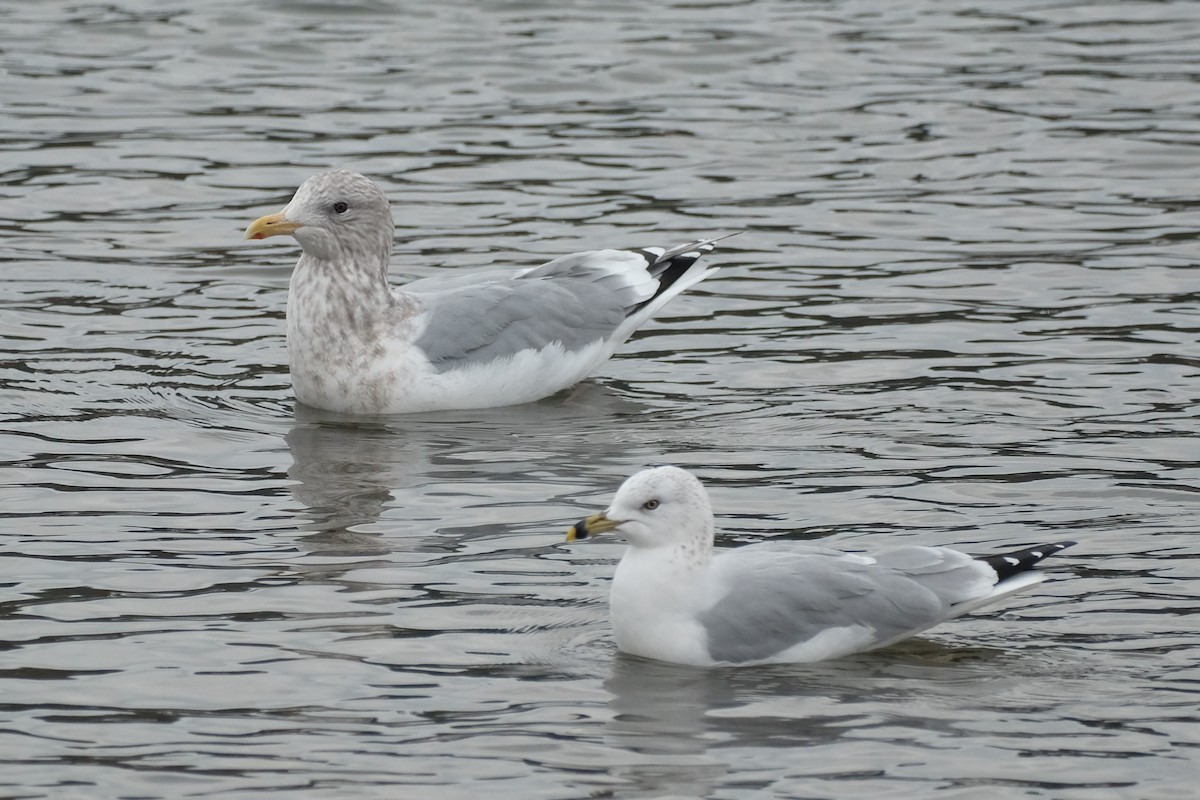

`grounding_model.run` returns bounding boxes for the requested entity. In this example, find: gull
[244,170,727,414]
[566,466,1075,666]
